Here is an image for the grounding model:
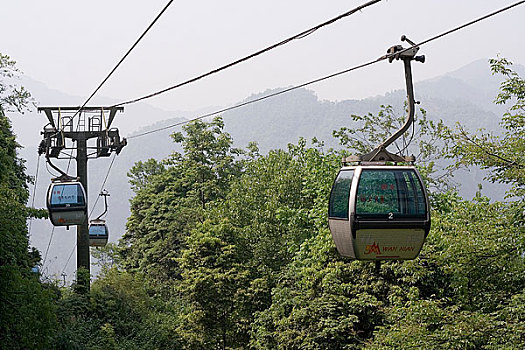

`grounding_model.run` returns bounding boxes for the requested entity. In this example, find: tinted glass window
[89,225,107,236]
[355,169,426,217]
[50,184,85,207]
[329,170,354,219]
